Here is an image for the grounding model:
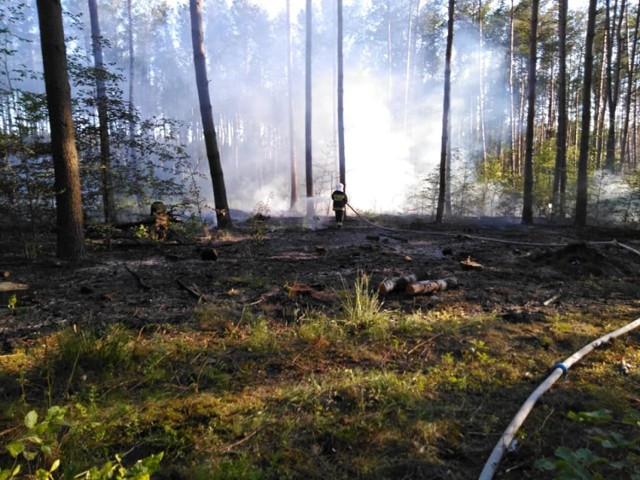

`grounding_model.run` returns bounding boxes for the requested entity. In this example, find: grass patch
[1,302,638,478]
